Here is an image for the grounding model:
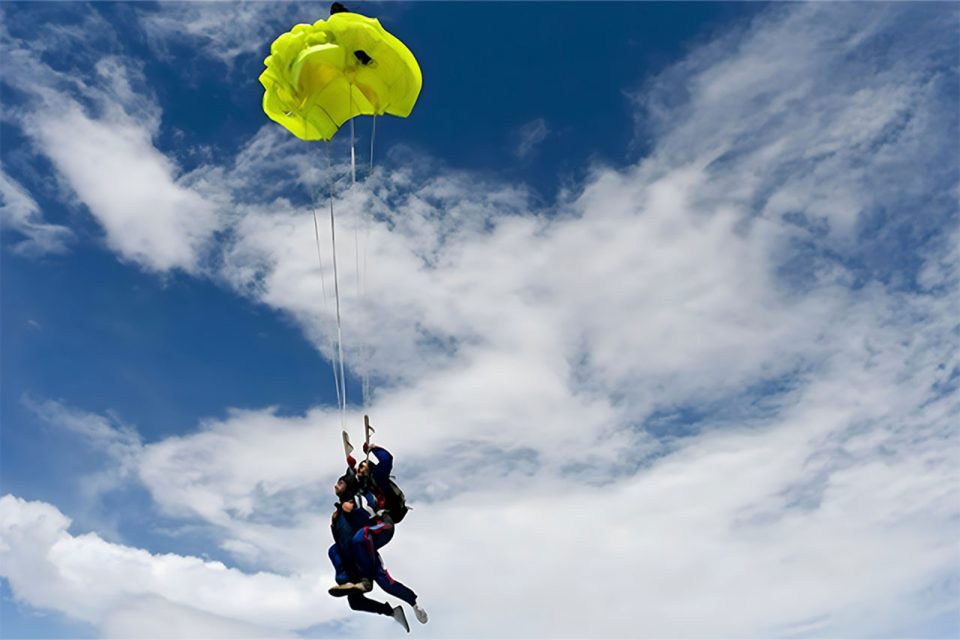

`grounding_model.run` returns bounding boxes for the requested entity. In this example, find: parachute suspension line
[309,184,329,303]
[352,108,362,300]
[346,84,367,409]
[304,103,329,305]
[327,142,348,429]
[360,115,377,406]
[370,115,377,174]
[349,88,357,186]
[354,201,365,408]
[354,219,365,408]
[310,179,342,411]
